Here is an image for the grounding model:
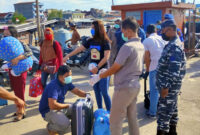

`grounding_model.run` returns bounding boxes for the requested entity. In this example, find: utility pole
[188,9,191,51]
[192,9,196,51]
[112,0,114,5]
[36,0,41,43]
[191,0,196,54]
